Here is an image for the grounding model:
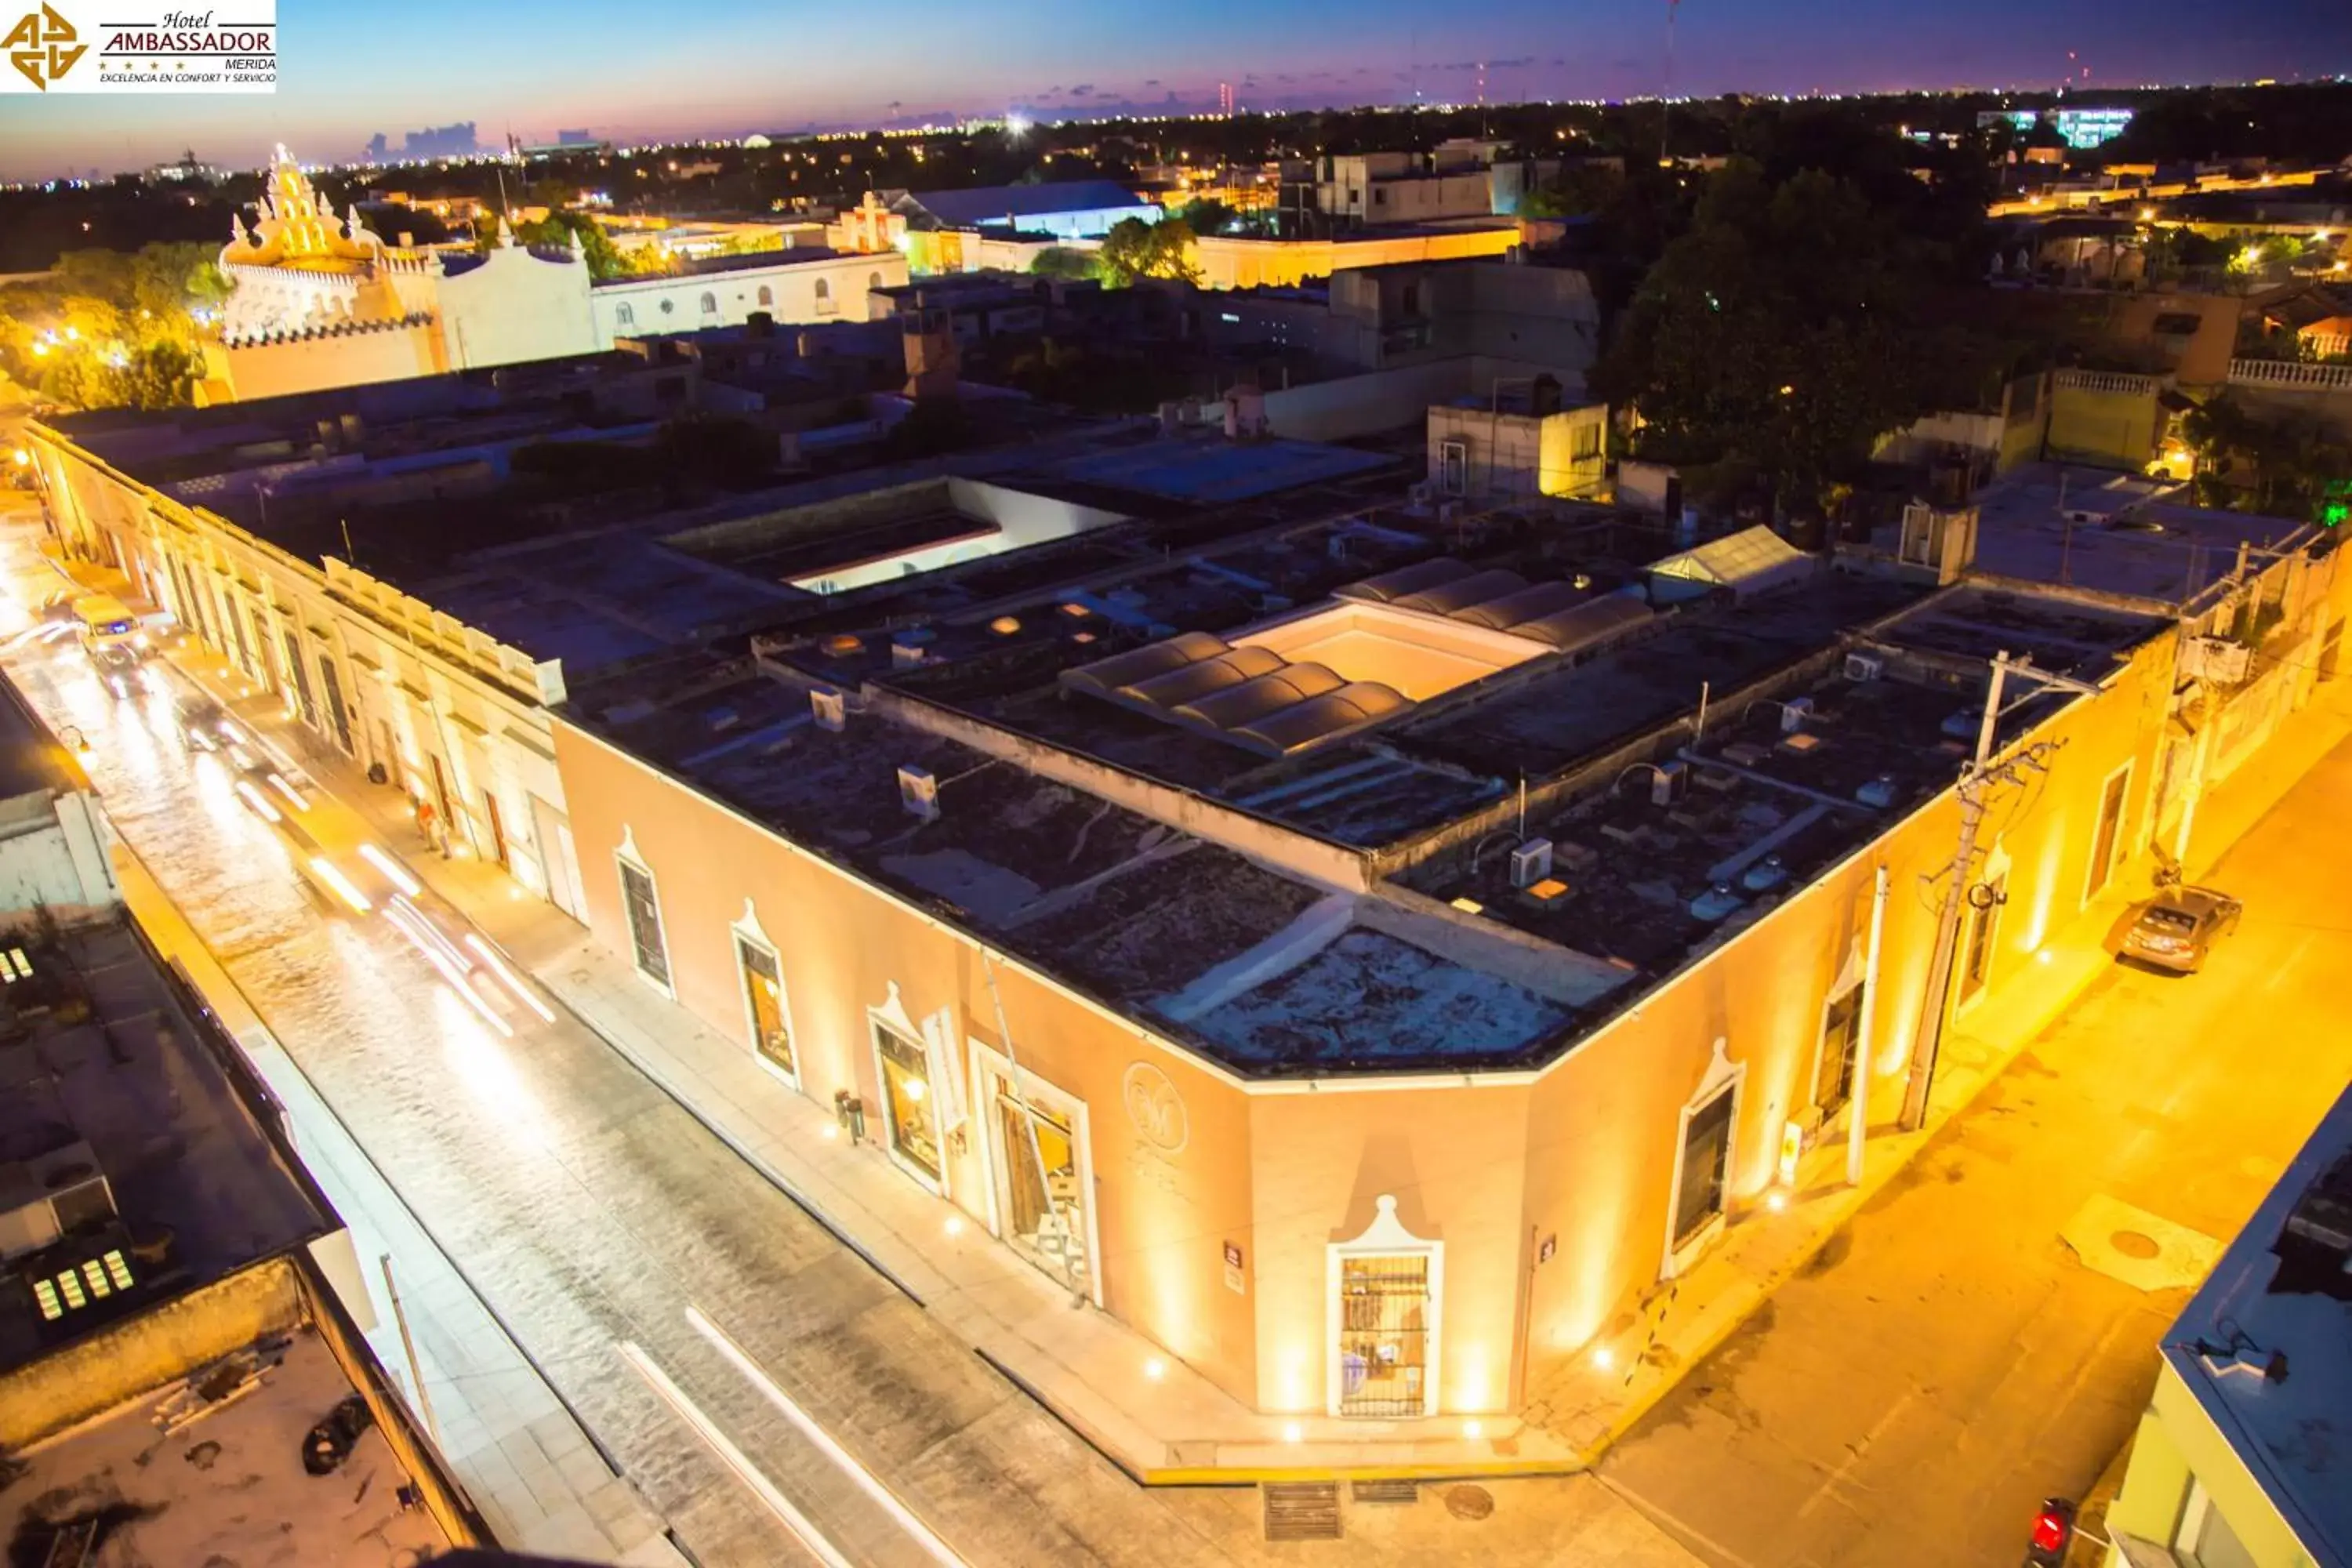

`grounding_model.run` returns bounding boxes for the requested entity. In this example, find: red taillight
[2031,1506,2072,1555]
